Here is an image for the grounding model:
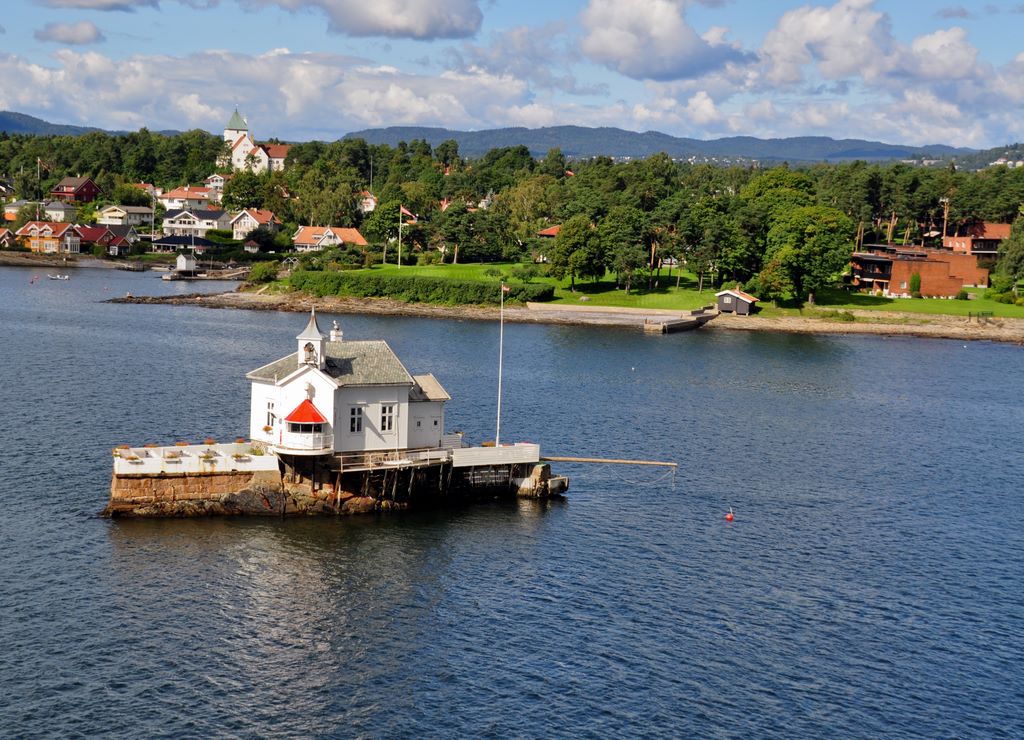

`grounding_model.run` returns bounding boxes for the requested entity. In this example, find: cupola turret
[297,307,326,370]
